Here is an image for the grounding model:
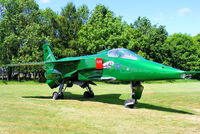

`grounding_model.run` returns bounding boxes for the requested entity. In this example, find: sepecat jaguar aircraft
[2,43,200,108]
